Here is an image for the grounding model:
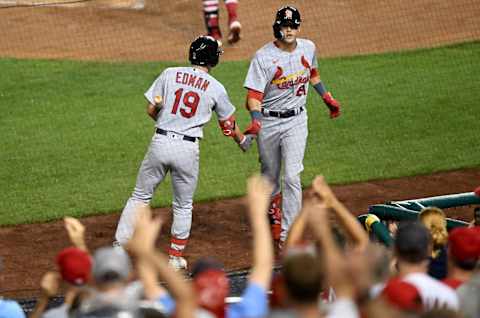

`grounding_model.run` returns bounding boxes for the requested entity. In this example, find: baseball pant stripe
[168,248,184,257]
[171,237,188,245]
